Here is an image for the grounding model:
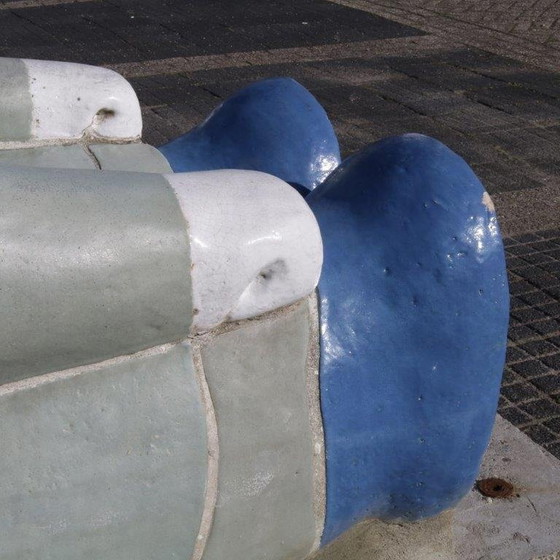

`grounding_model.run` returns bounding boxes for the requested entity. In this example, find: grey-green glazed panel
[0,343,207,560]
[0,166,192,384]
[201,302,317,560]
[90,143,173,173]
[0,58,32,141]
[0,145,96,169]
